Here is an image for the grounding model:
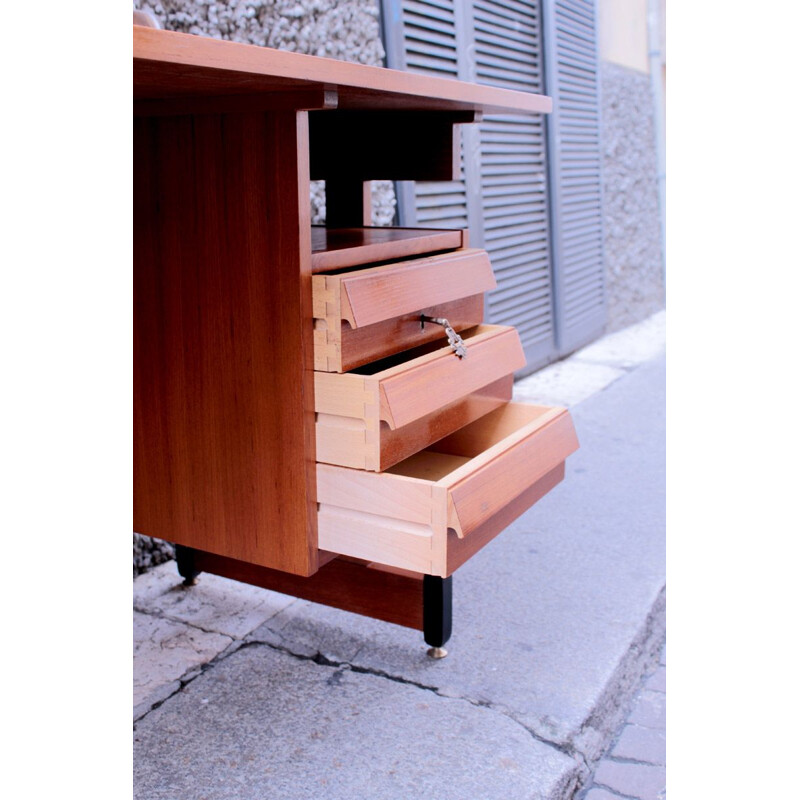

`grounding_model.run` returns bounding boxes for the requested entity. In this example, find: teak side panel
[133,110,318,576]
